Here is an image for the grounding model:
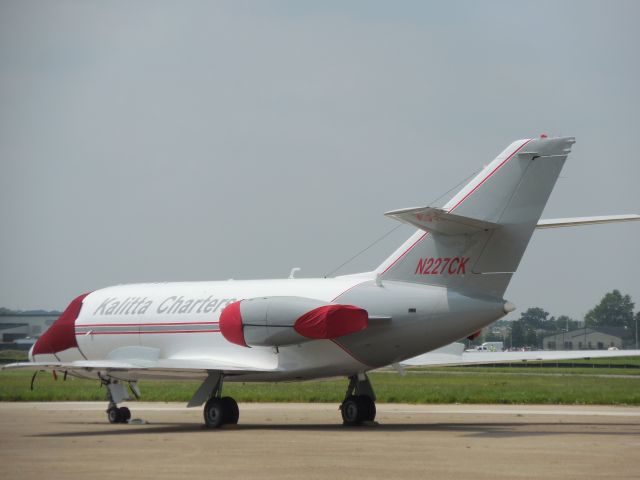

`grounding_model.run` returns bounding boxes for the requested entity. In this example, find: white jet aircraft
[5,136,639,427]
